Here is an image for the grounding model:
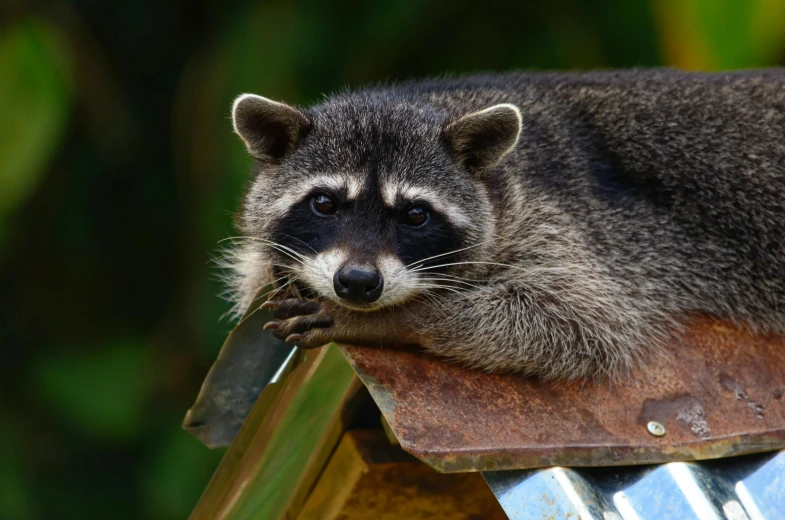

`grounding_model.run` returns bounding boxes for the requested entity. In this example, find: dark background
[1,1,784,518]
